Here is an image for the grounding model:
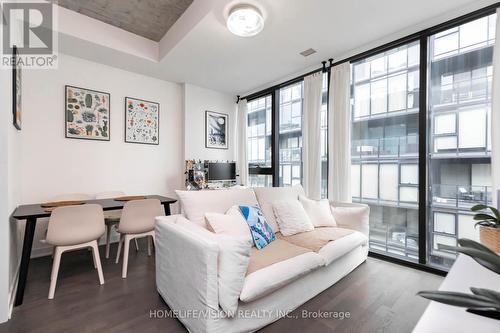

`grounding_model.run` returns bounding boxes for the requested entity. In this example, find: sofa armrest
[329,201,370,238]
[155,215,219,332]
